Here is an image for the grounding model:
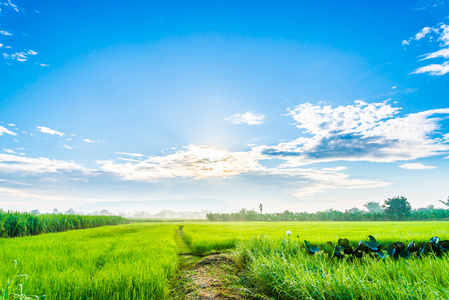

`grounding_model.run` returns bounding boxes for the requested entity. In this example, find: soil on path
[171,227,260,300]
